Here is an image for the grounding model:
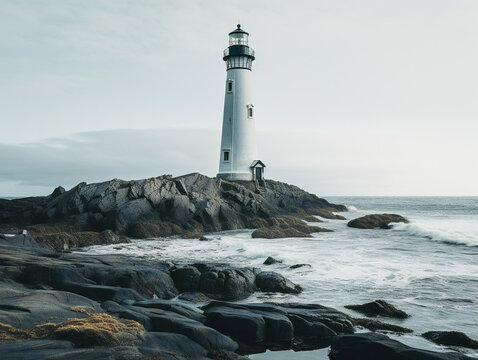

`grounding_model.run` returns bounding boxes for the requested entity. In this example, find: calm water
[82,197,478,358]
